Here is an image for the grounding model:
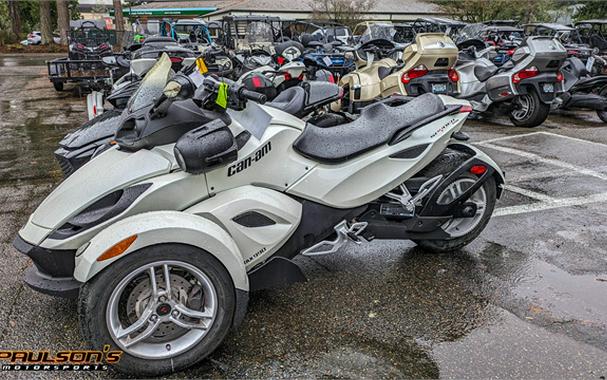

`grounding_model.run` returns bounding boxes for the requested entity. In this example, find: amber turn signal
[97,235,137,262]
